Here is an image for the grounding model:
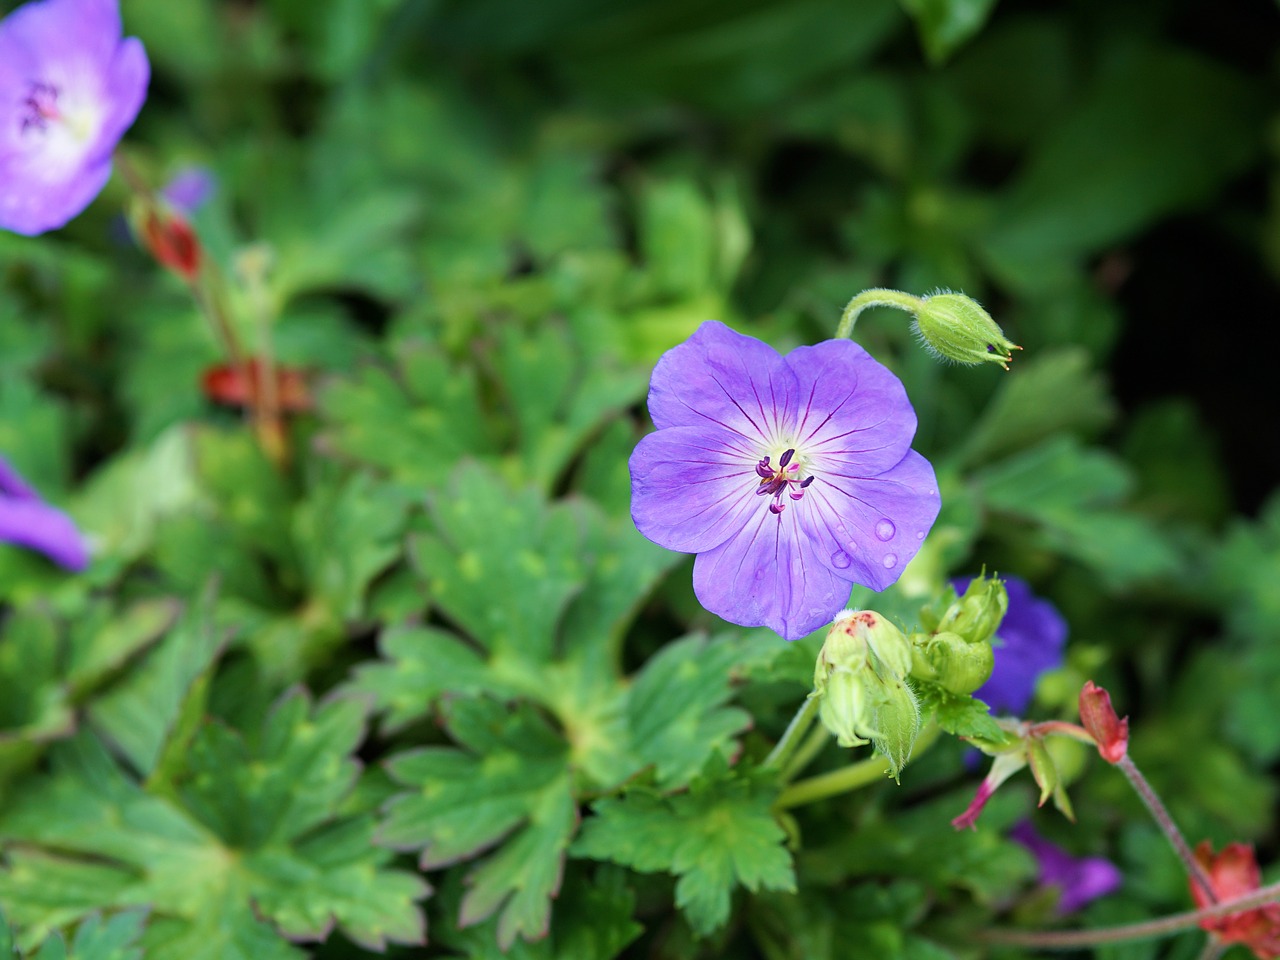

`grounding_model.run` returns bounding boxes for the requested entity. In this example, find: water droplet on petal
[916,531,925,541]
[830,550,851,569]
[882,553,898,569]
[754,567,767,581]
[874,519,896,541]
